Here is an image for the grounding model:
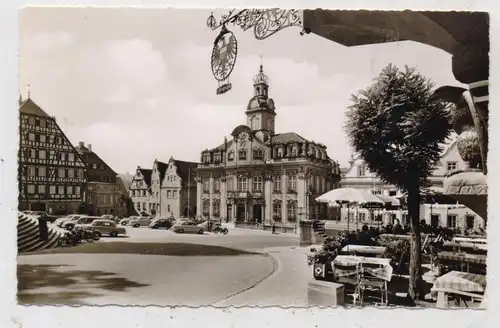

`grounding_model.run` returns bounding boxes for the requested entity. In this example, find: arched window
[291,145,298,157]
[277,147,283,158]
